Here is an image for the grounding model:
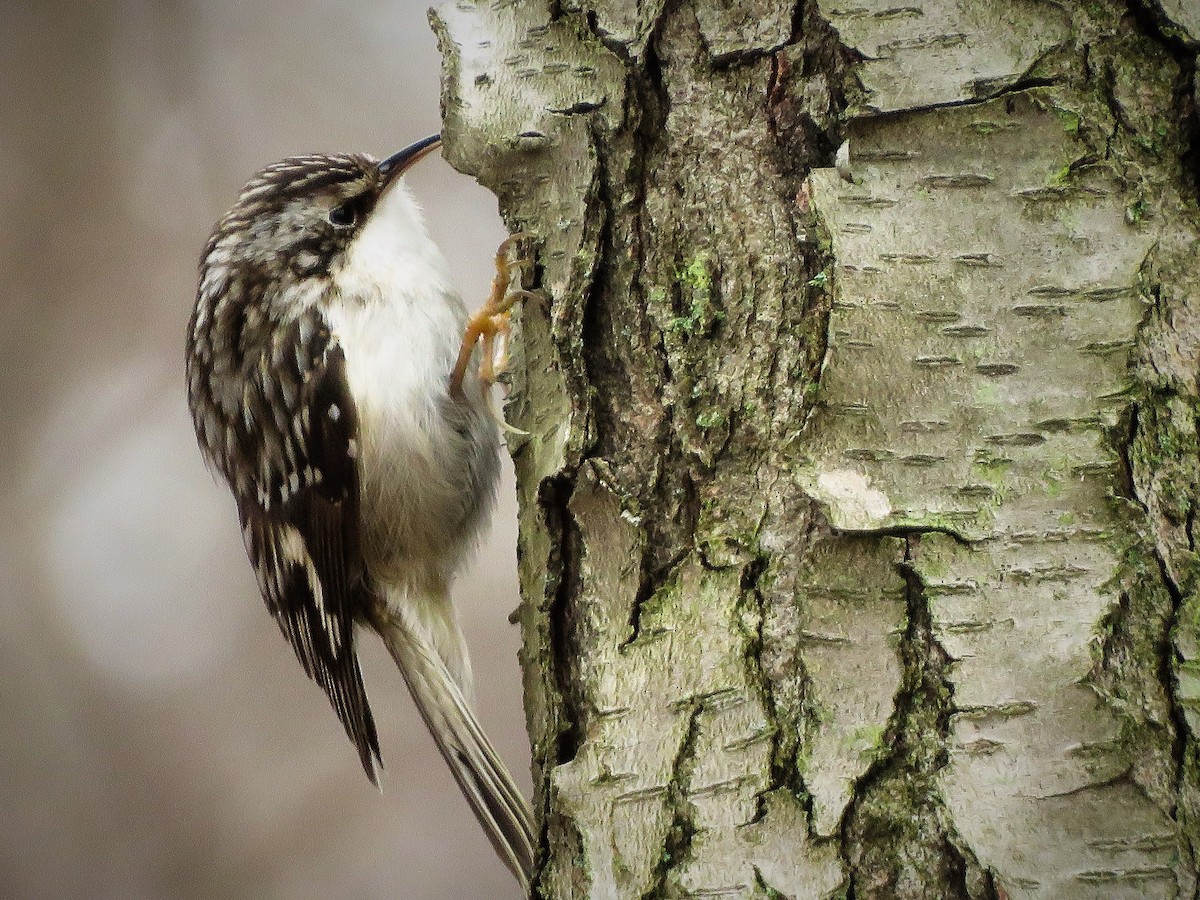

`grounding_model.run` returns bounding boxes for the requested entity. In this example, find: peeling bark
[433,0,1200,896]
